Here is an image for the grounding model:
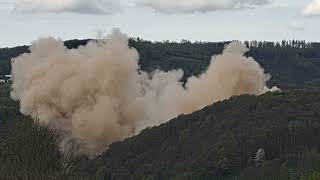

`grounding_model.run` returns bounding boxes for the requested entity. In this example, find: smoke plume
[11,29,278,157]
